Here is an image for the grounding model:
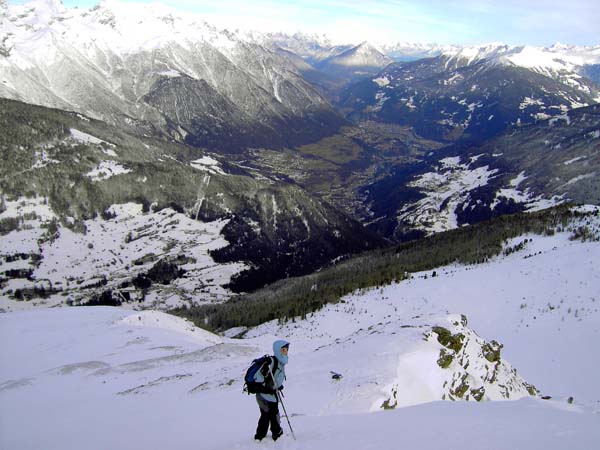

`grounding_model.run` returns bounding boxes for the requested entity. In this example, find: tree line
[171,204,597,332]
